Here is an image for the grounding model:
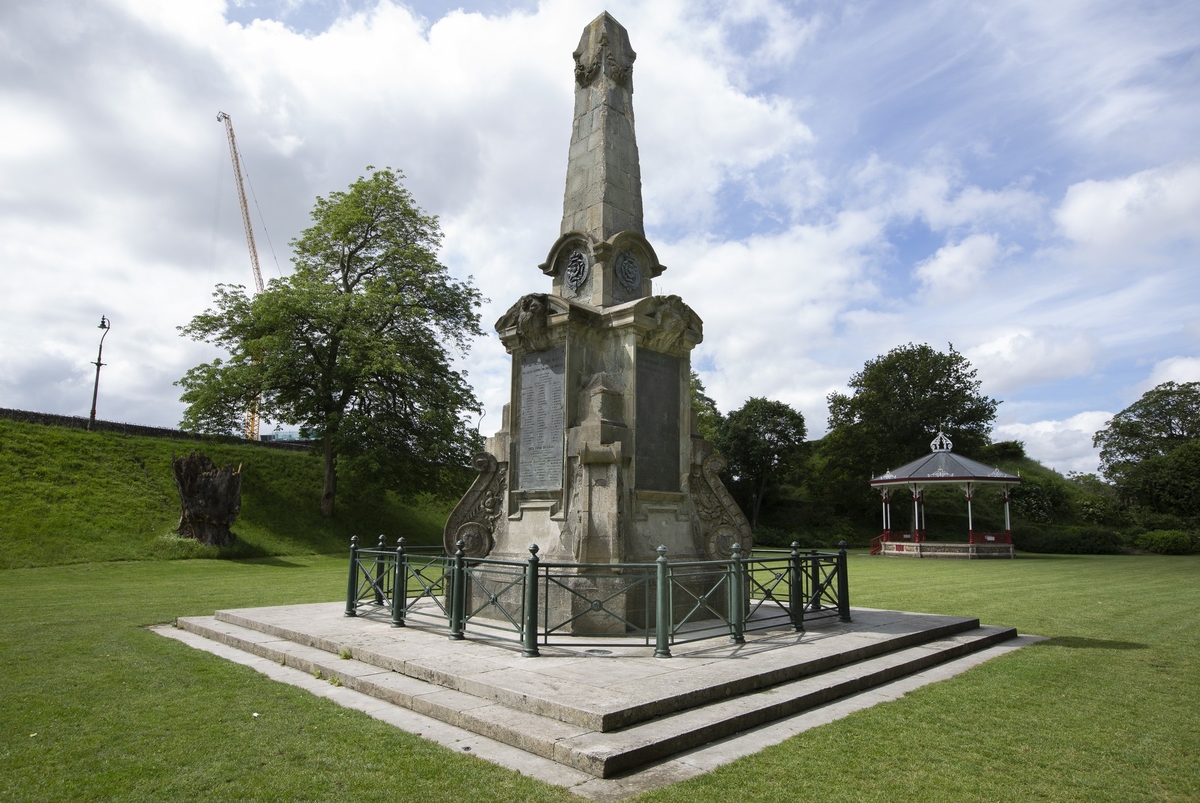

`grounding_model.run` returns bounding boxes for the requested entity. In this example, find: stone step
[176,615,1014,778]
[559,626,1014,777]
[206,603,984,732]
